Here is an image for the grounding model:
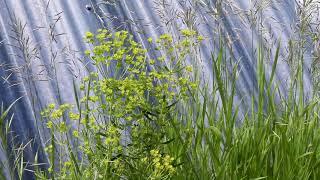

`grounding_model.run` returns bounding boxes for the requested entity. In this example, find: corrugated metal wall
[0,0,319,179]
